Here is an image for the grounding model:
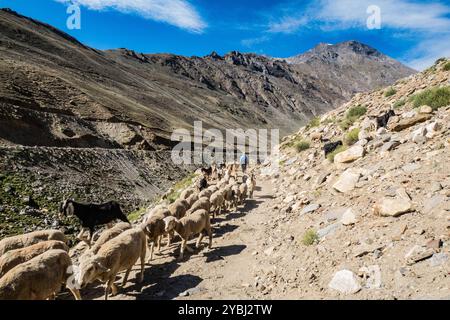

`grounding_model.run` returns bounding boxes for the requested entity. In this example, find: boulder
[328,270,361,294]
[341,208,358,225]
[389,113,432,132]
[374,197,412,217]
[334,145,365,163]
[419,105,433,114]
[333,169,361,193]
